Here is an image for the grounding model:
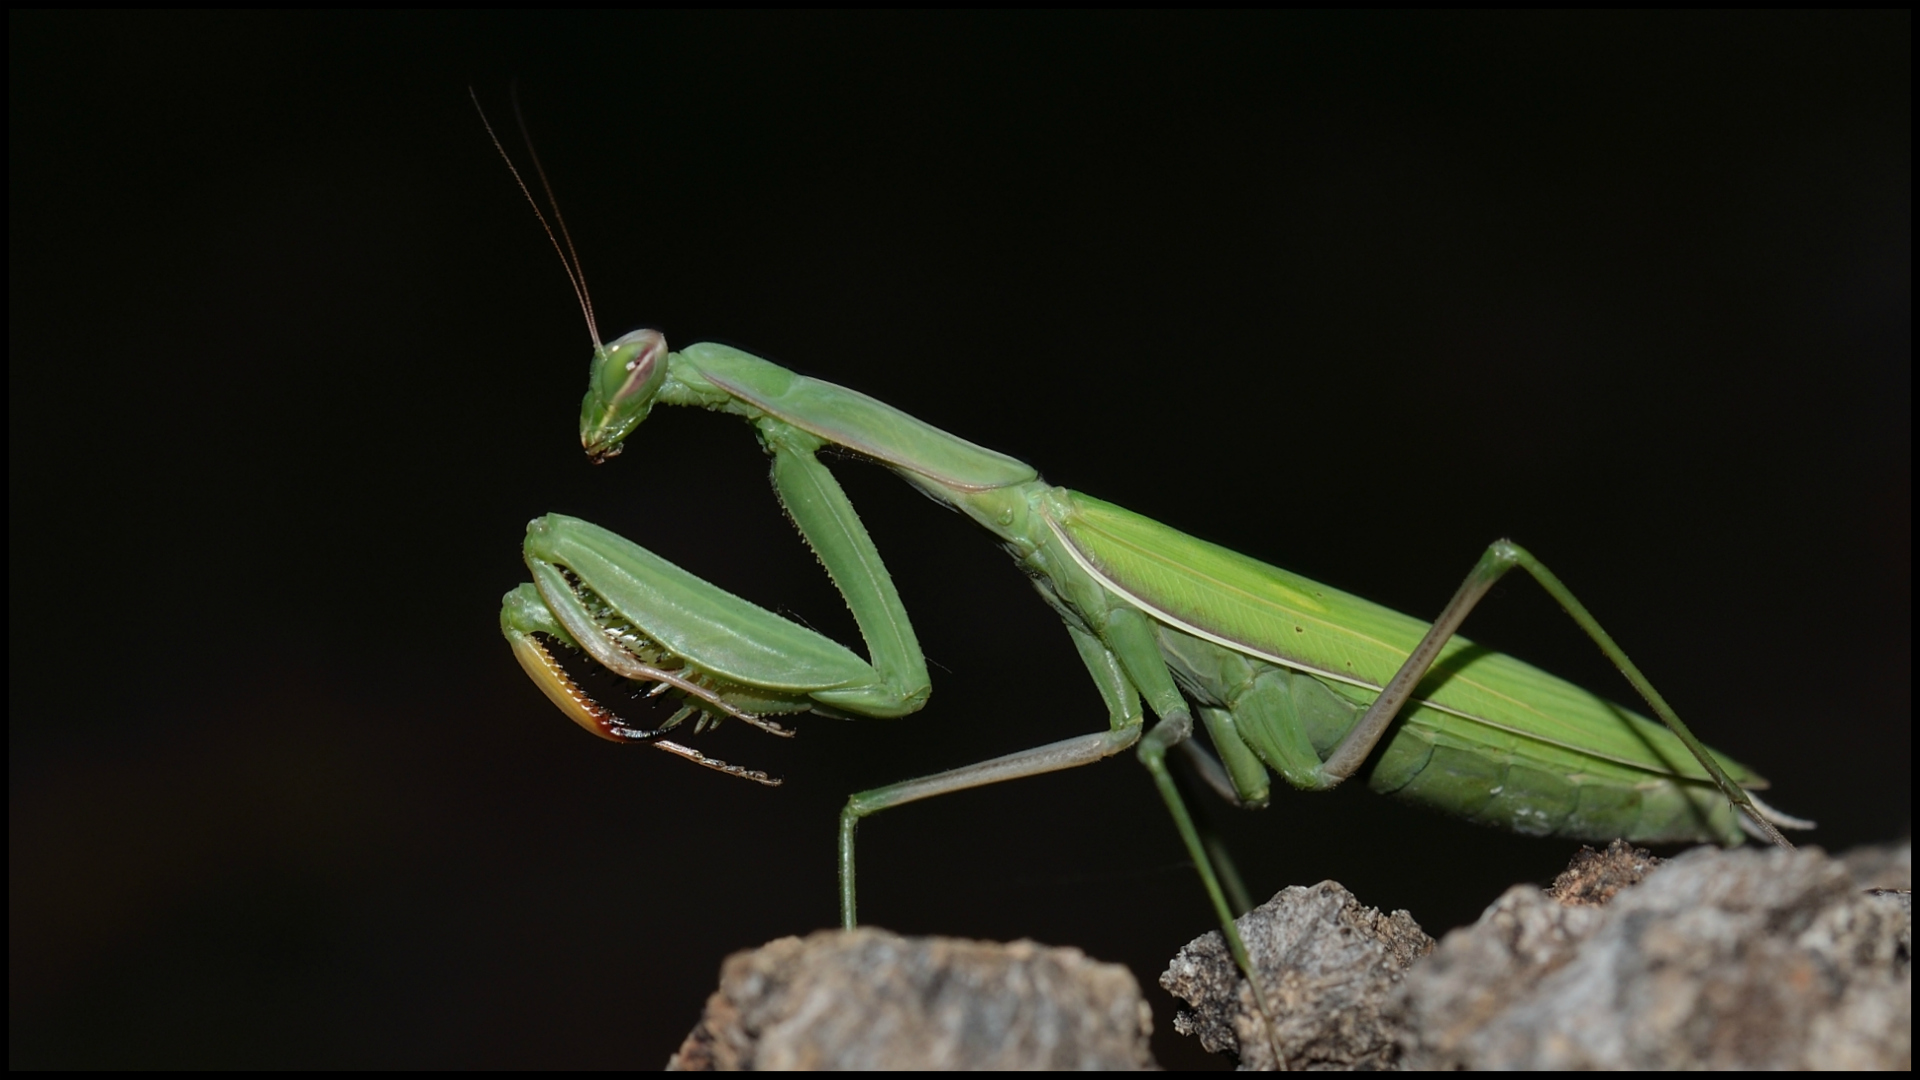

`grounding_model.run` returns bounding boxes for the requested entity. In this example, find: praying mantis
[481,102,1810,1038]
